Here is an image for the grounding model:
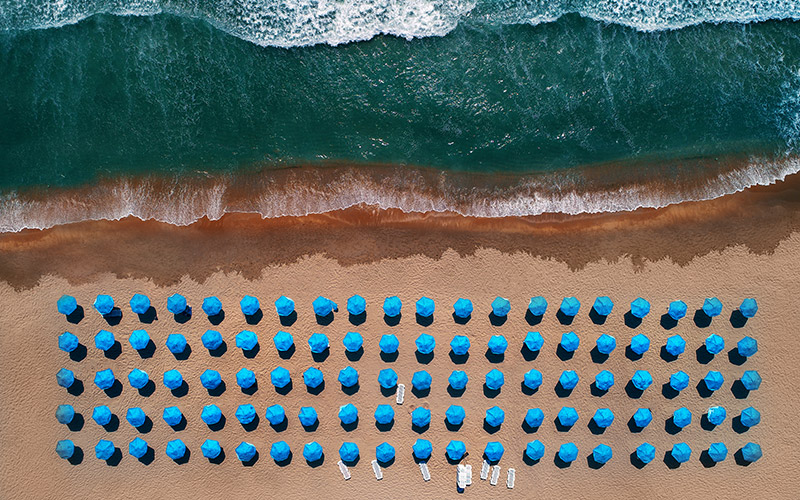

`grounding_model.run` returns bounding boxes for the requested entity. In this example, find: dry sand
[1,176,800,499]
